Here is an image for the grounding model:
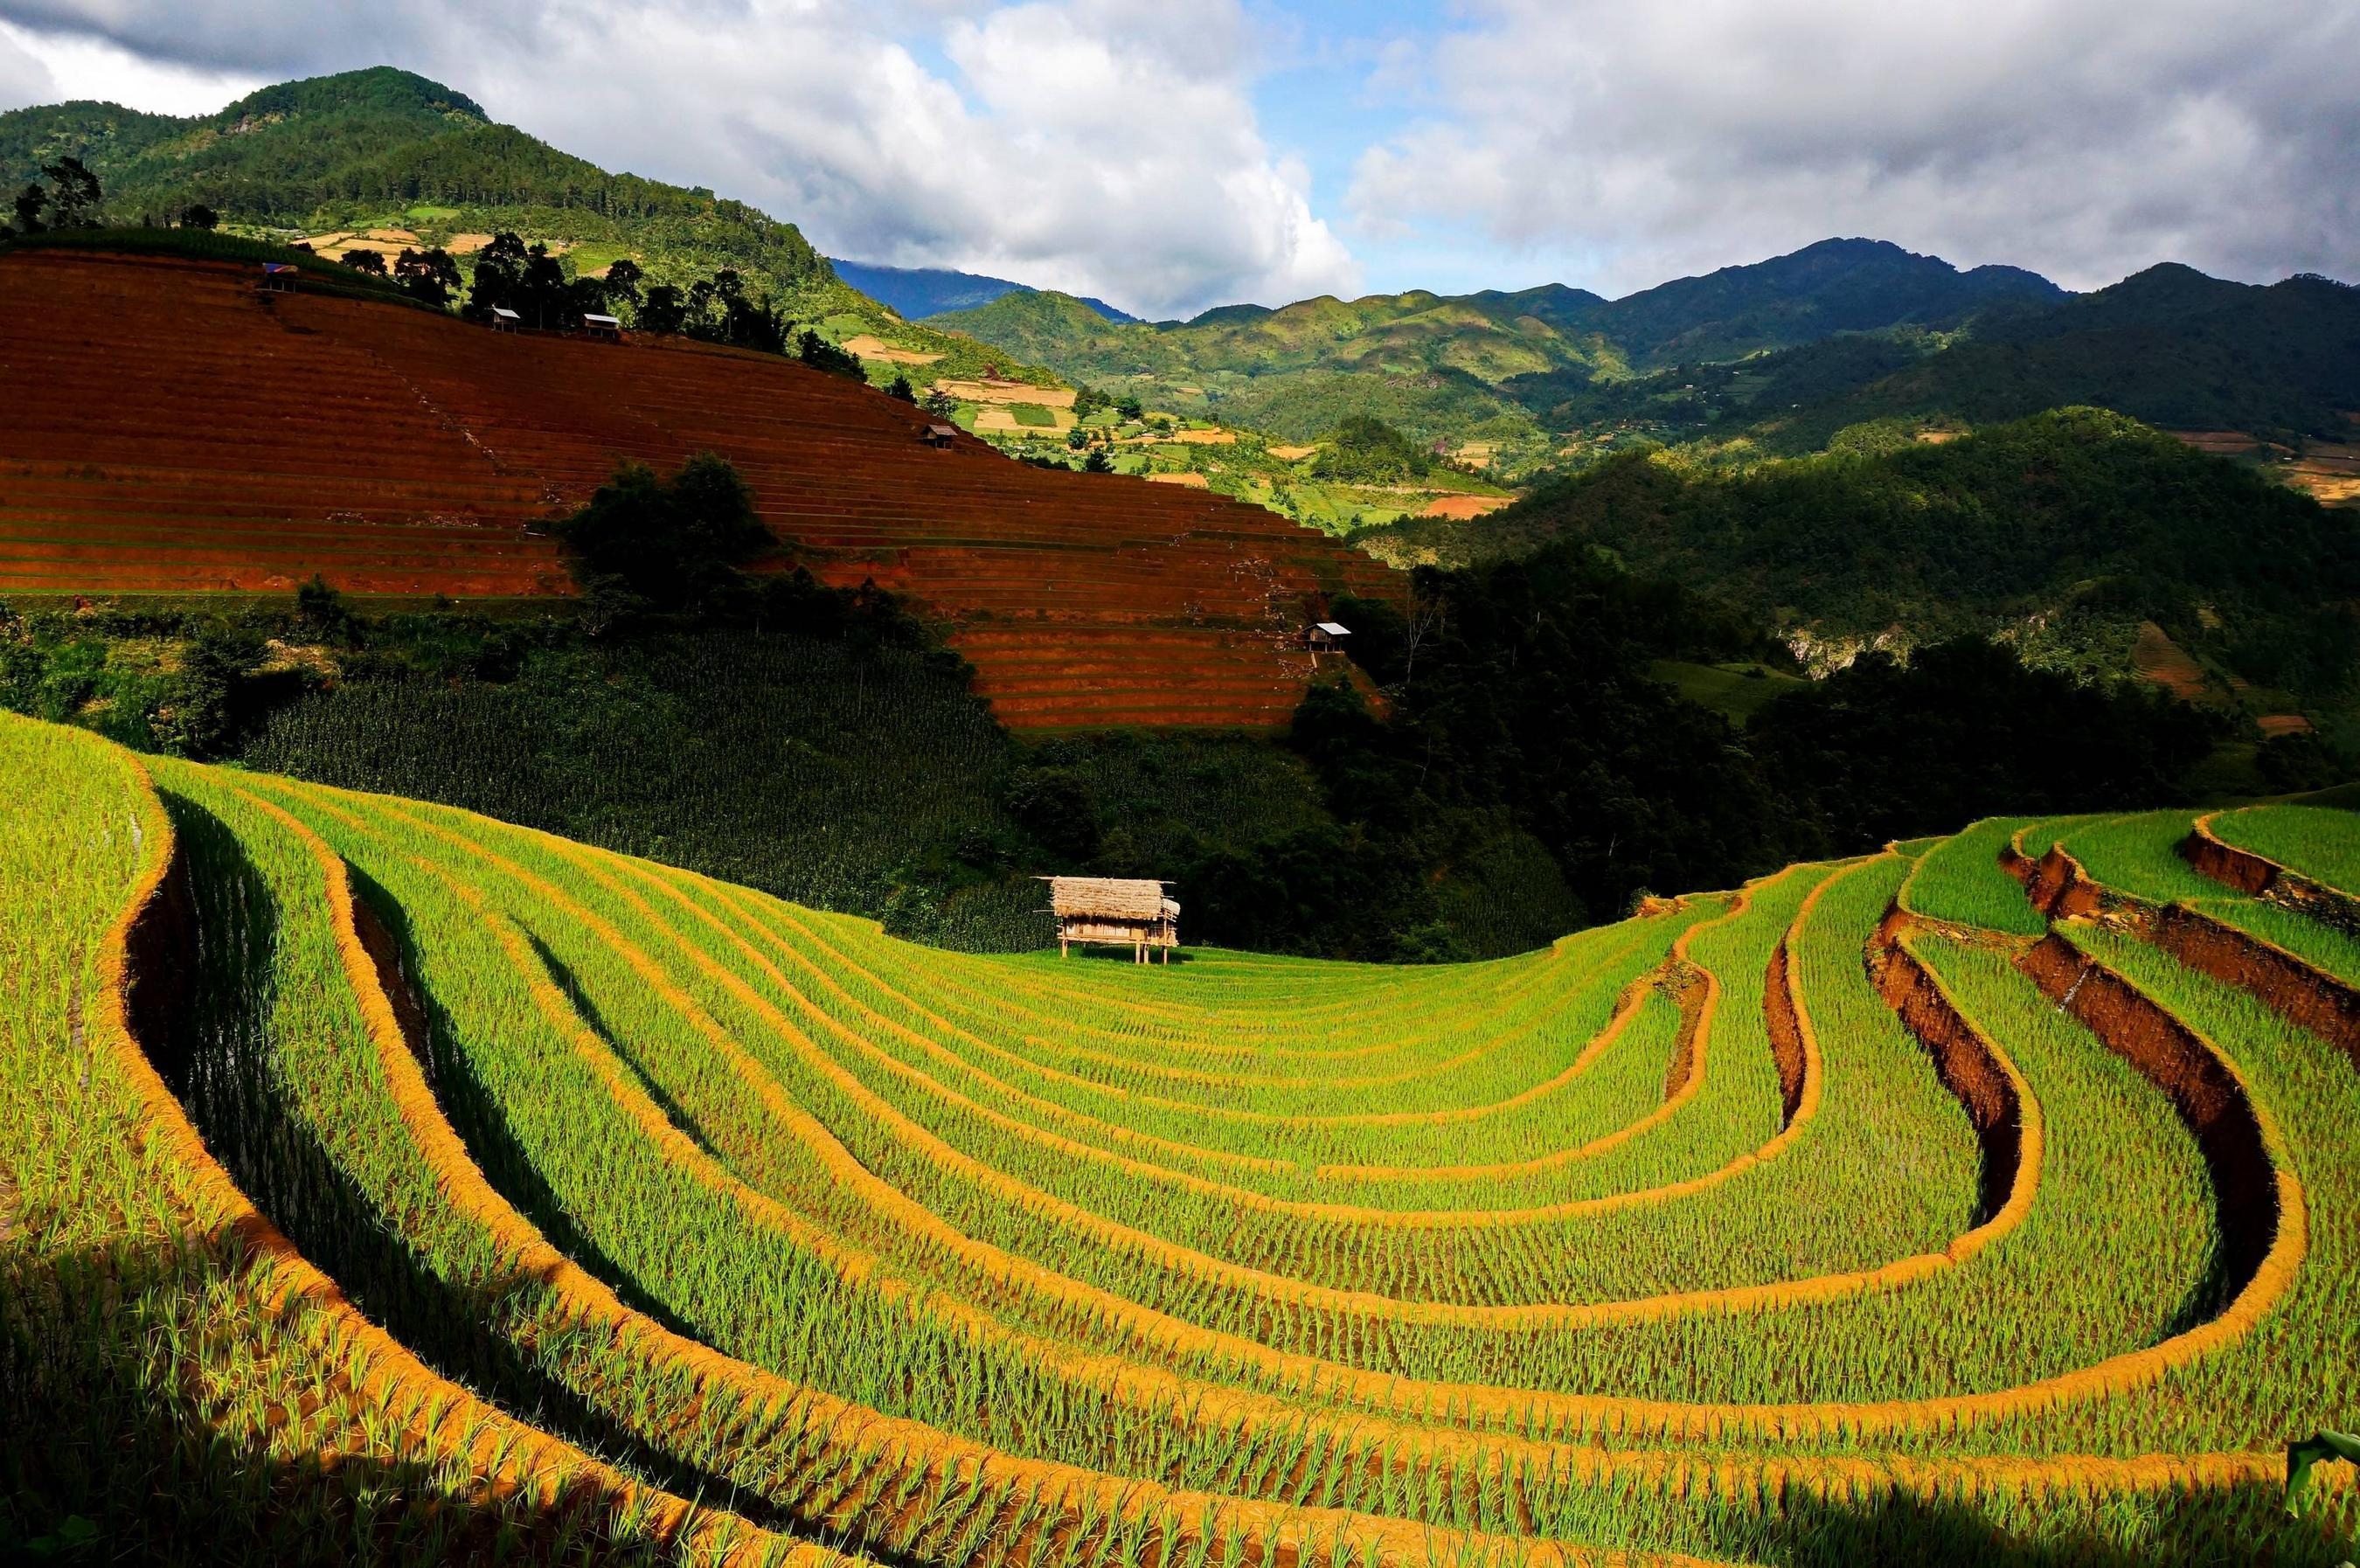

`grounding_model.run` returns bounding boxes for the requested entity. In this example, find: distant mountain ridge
[829,258,1136,325]
[1766,262,2360,446]
[922,237,2065,470]
[1569,237,2064,368]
